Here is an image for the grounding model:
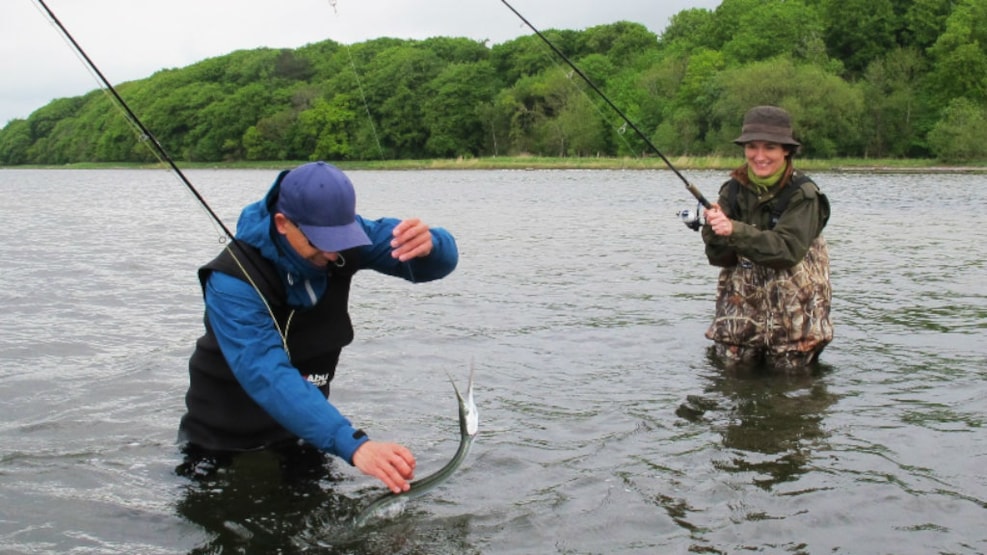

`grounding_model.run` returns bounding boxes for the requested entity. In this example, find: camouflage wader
[706,236,833,371]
